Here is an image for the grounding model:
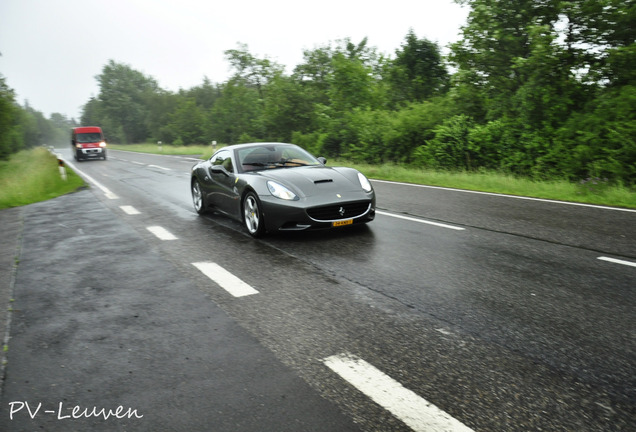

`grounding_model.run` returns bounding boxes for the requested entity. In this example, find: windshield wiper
[242,162,270,166]
[276,158,309,166]
[242,159,310,168]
